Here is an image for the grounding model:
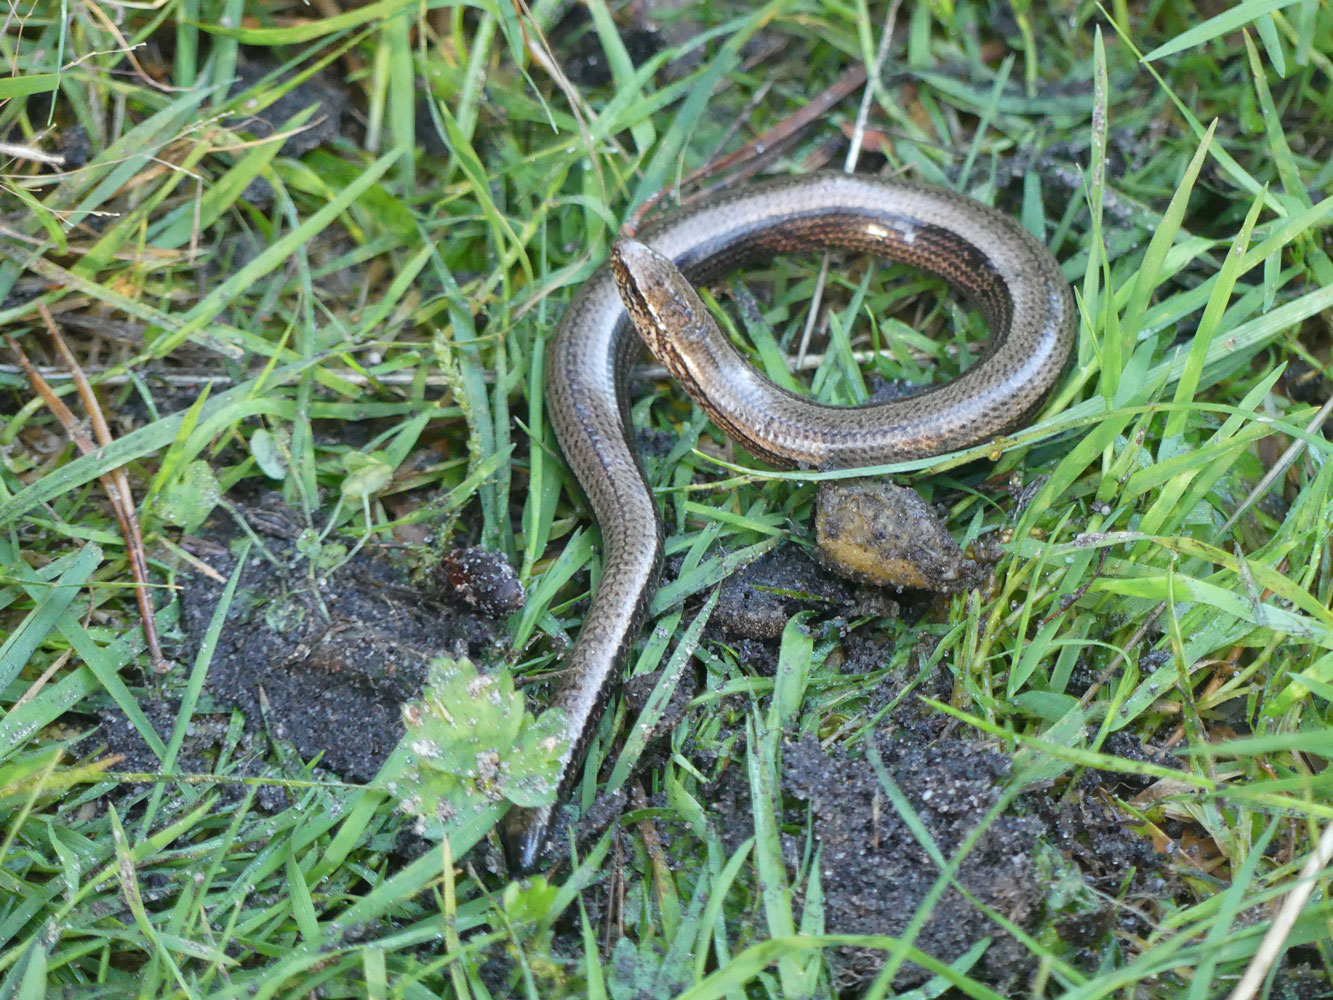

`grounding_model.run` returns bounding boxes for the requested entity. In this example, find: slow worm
[502,171,1075,872]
